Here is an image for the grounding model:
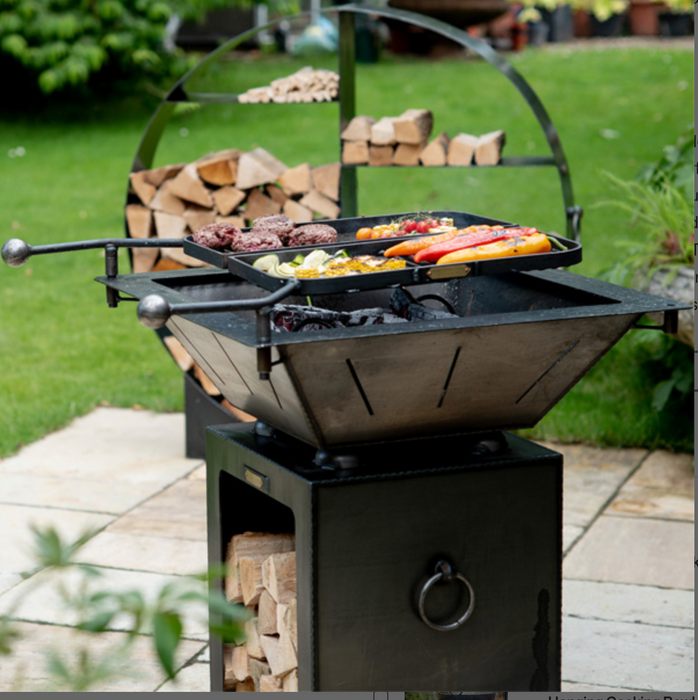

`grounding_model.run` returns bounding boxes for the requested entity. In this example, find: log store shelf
[127,3,584,458]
